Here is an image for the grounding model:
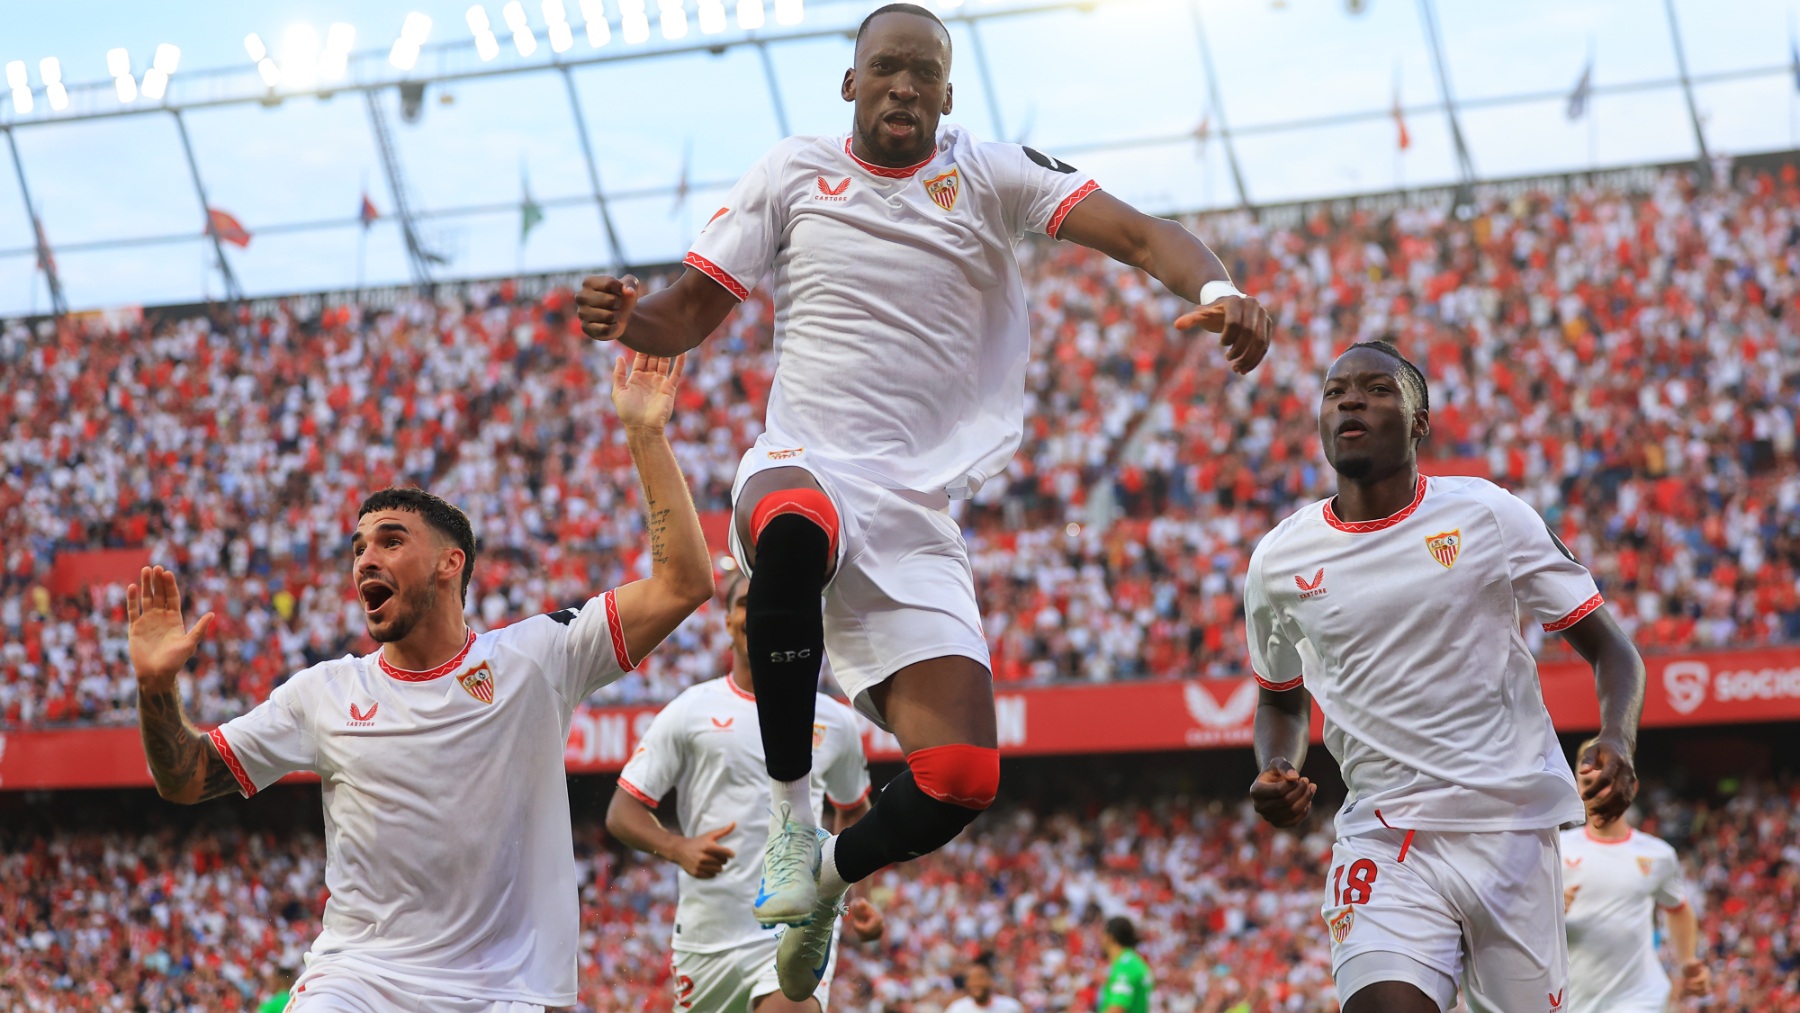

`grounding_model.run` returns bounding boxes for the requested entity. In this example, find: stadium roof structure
[1,0,1794,316]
